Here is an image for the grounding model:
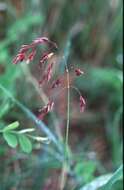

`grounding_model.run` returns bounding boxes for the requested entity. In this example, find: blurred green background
[0,0,123,190]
